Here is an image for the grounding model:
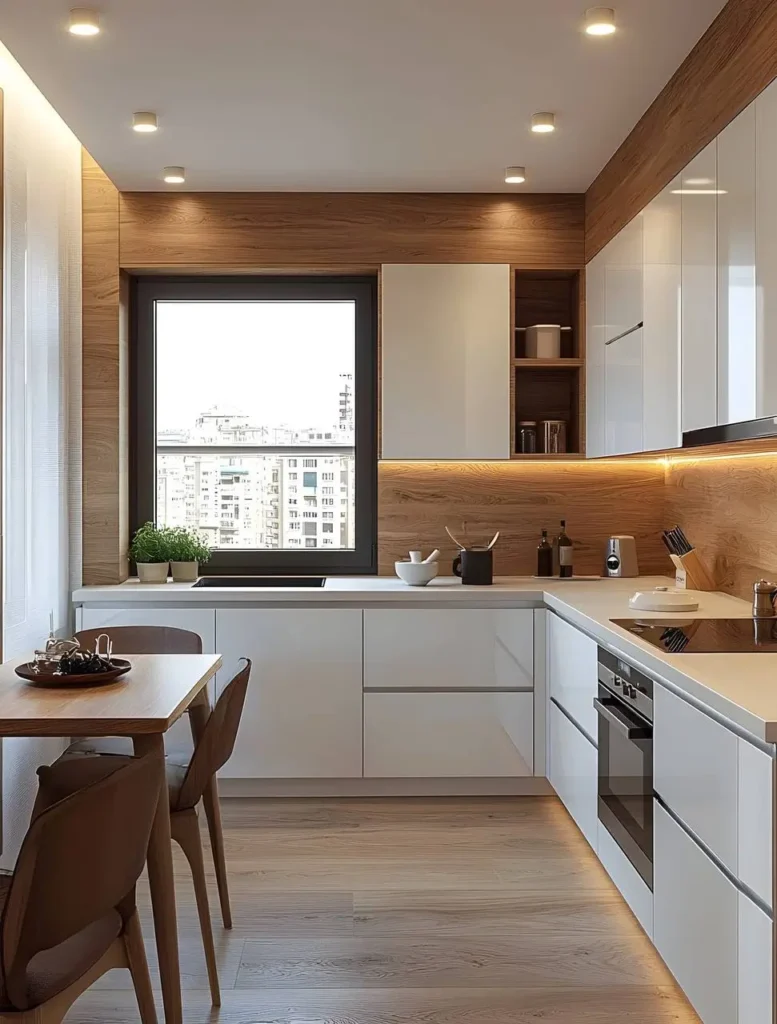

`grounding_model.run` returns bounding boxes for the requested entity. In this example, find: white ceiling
[0,0,727,192]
